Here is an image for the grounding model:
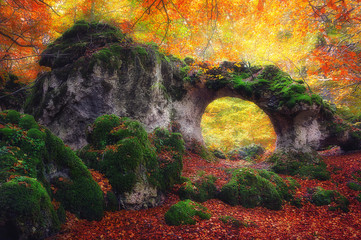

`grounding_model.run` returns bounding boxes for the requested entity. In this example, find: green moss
[153,127,185,154]
[218,179,239,206]
[19,114,38,130]
[151,127,184,191]
[61,20,90,39]
[310,187,349,212]
[27,128,45,140]
[0,177,60,239]
[54,176,104,220]
[43,128,105,220]
[3,109,21,124]
[230,64,324,109]
[105,191,118,211]
[101,138,143,193]
[87,114,121,149]
[133,46,148,56]
[347,181,361,191]
[219,216,254,228]
[164,200,211,226]
[269,151,330,180]
[178,175,217,202]
[219,168,297,210]
[0,127,16,139]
